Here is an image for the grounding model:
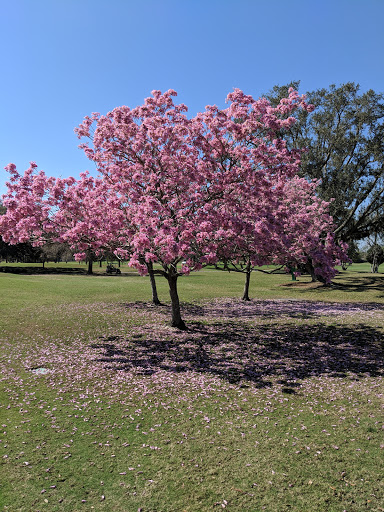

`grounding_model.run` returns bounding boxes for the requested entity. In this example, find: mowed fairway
[1,264,384,511]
